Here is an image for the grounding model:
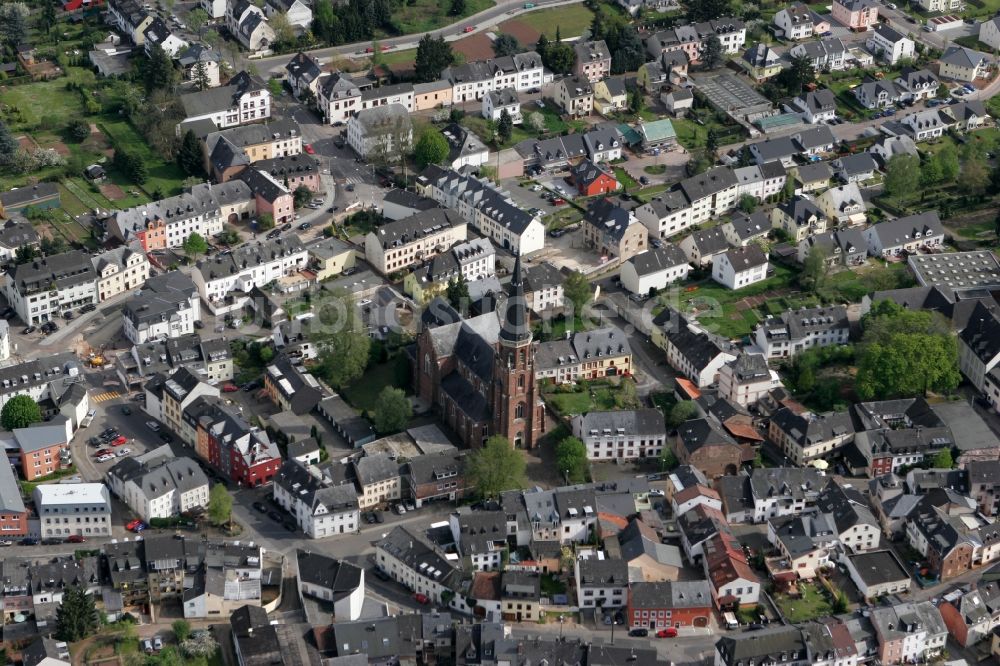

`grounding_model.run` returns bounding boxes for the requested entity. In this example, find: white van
[723,611,739,629]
